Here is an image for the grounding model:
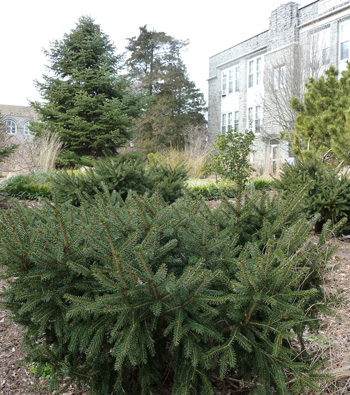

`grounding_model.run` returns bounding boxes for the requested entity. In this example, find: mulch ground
[0,200,350,394]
